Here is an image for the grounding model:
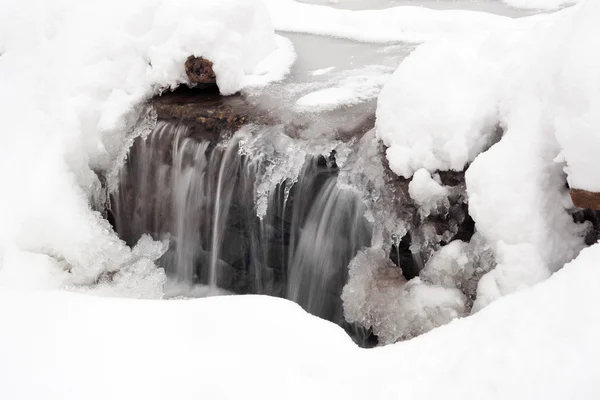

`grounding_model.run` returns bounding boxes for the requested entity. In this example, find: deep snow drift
[1,241,600,399]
